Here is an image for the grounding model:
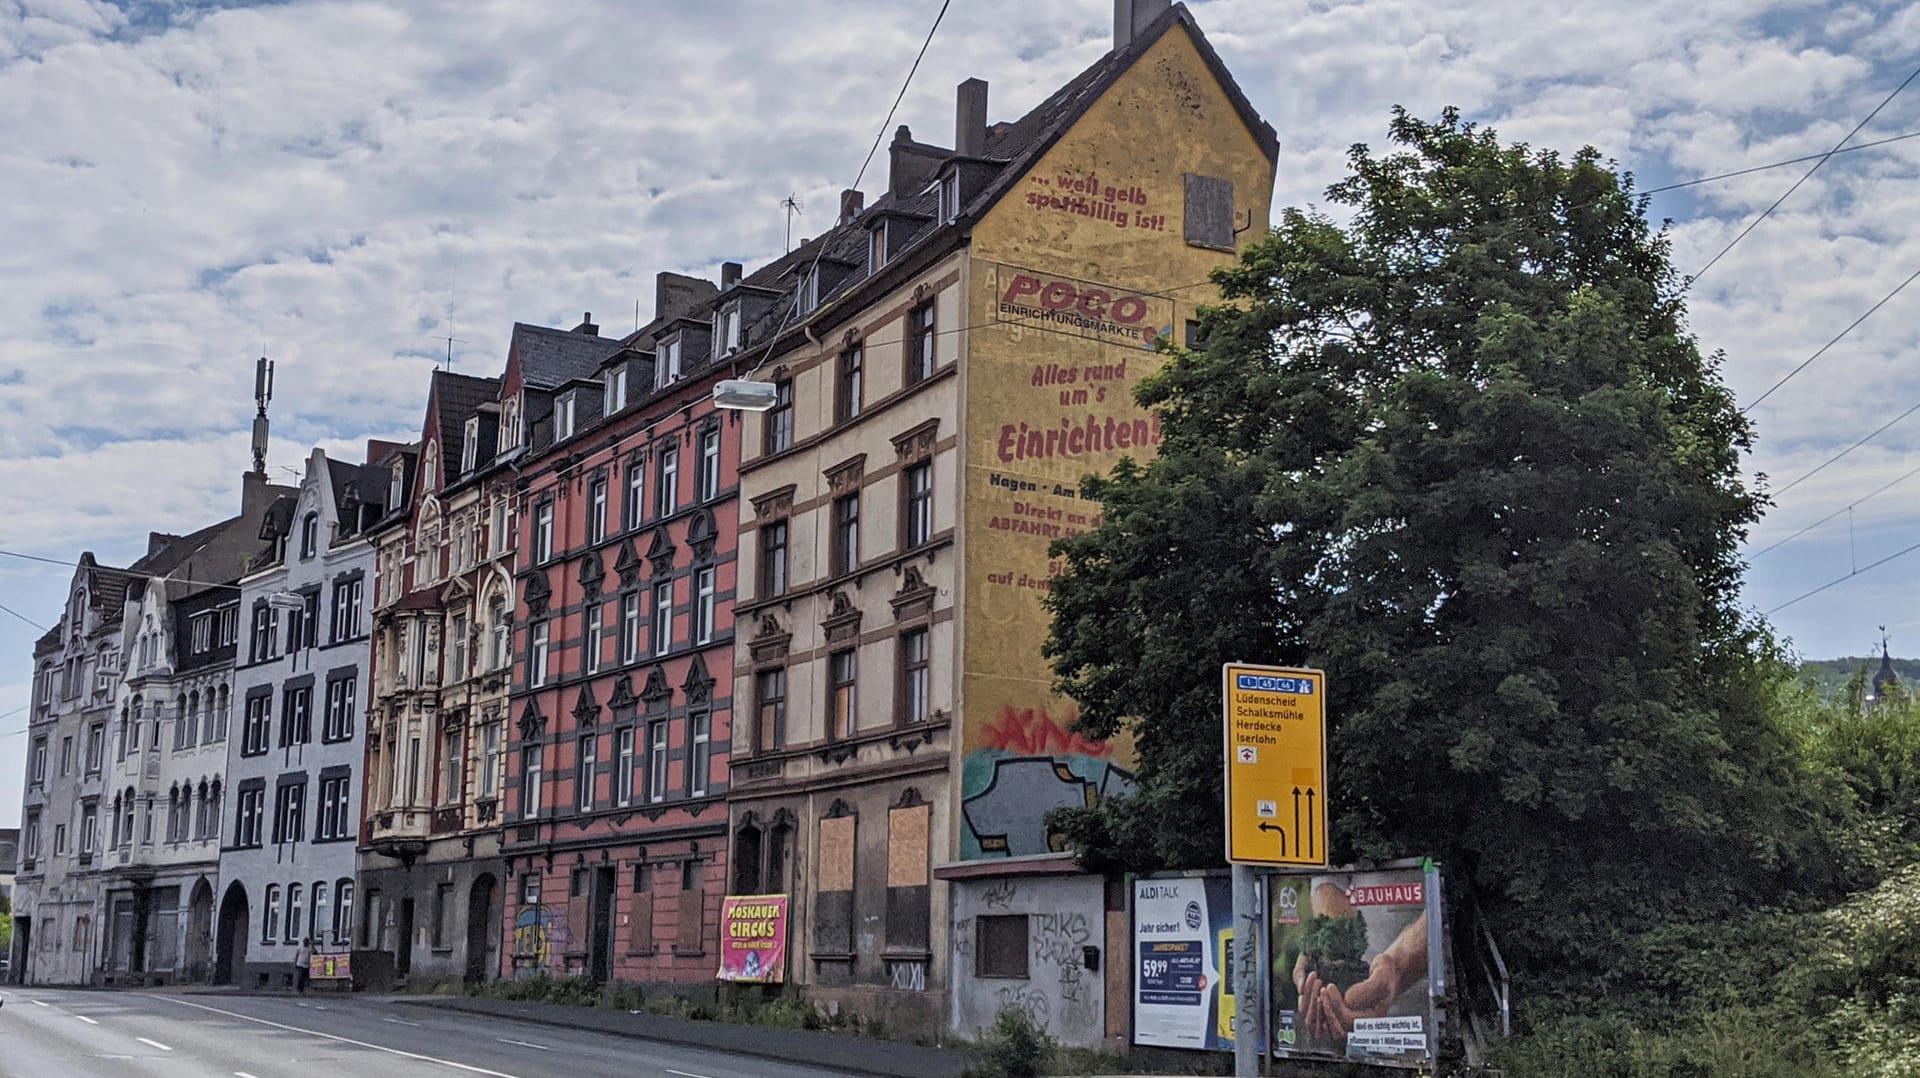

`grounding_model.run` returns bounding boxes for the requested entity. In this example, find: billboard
[717,894,789,983]
[1269,865,1441,1068]
[309,951,352,981]
[1132,875,1235,1051]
